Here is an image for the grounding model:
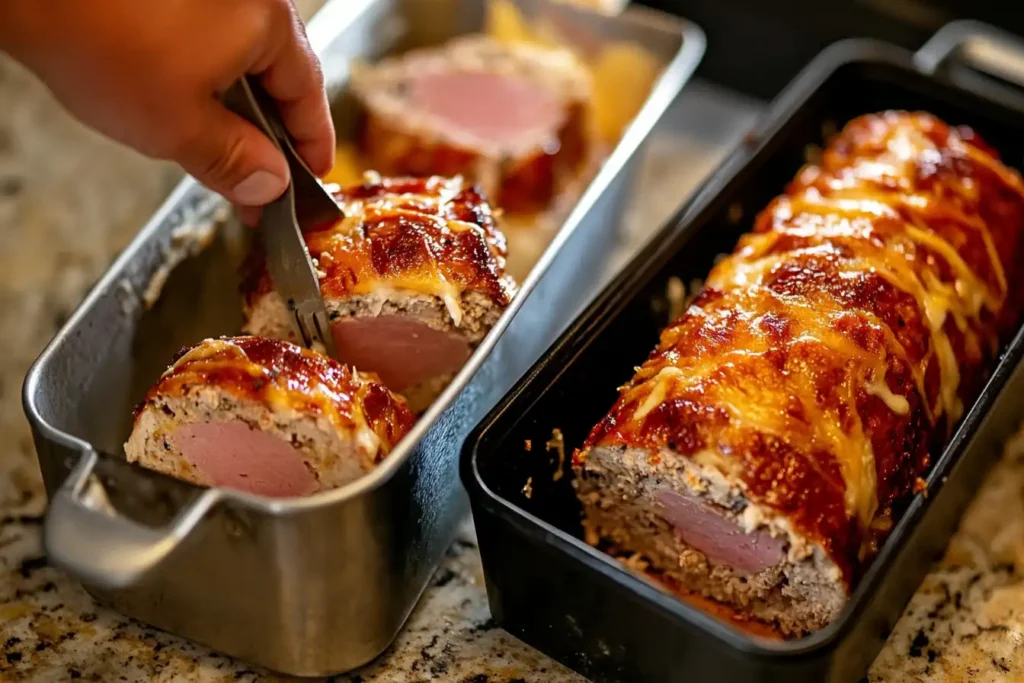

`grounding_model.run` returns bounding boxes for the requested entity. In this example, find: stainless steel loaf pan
[21,0,704,675]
